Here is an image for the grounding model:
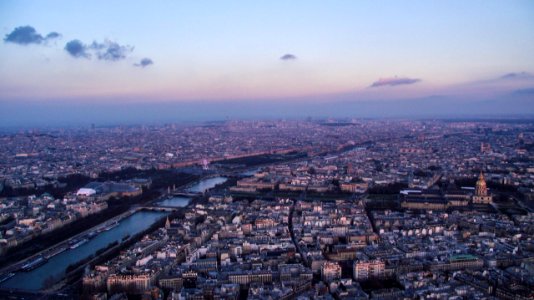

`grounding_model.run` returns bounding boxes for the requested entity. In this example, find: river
[0,210,167,291]
[1,176,227,291]
[240,167,261,177]
[185,176,227,193]
[157,196,191,207]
